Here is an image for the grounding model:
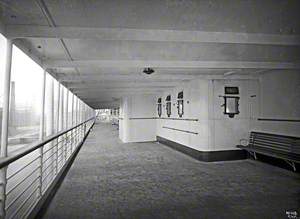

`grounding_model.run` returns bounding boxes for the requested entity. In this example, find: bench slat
[251,140,291,152]
[252,138,291,148]
[252,134,294,143]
